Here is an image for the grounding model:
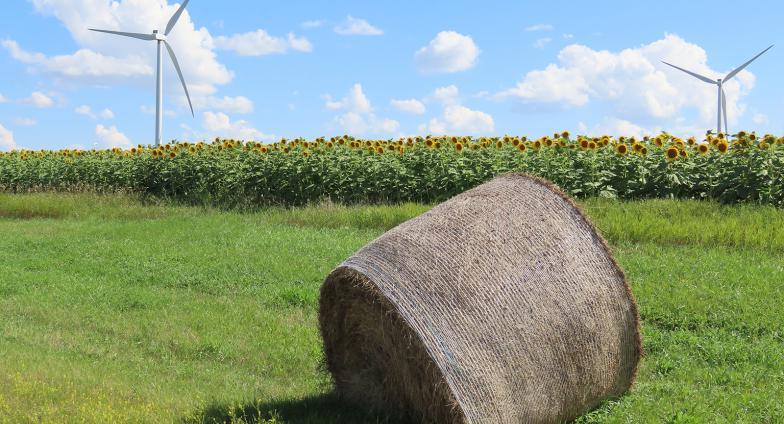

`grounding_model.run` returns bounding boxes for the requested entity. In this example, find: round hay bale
[319,174,642,423]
